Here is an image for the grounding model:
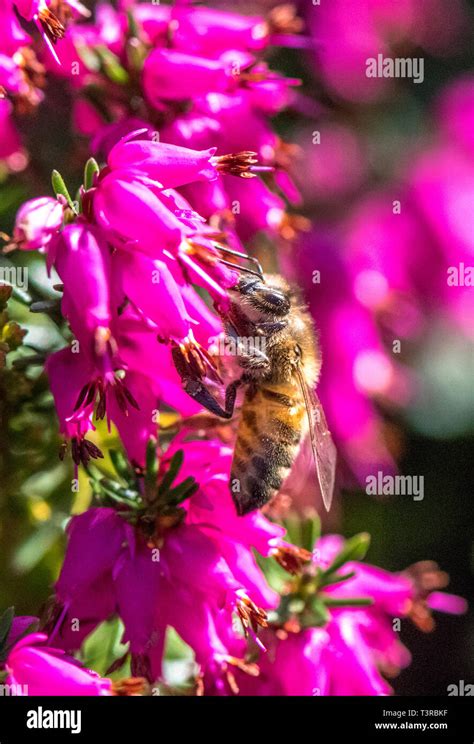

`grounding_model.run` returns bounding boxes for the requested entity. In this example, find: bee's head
[233,275,291,319]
